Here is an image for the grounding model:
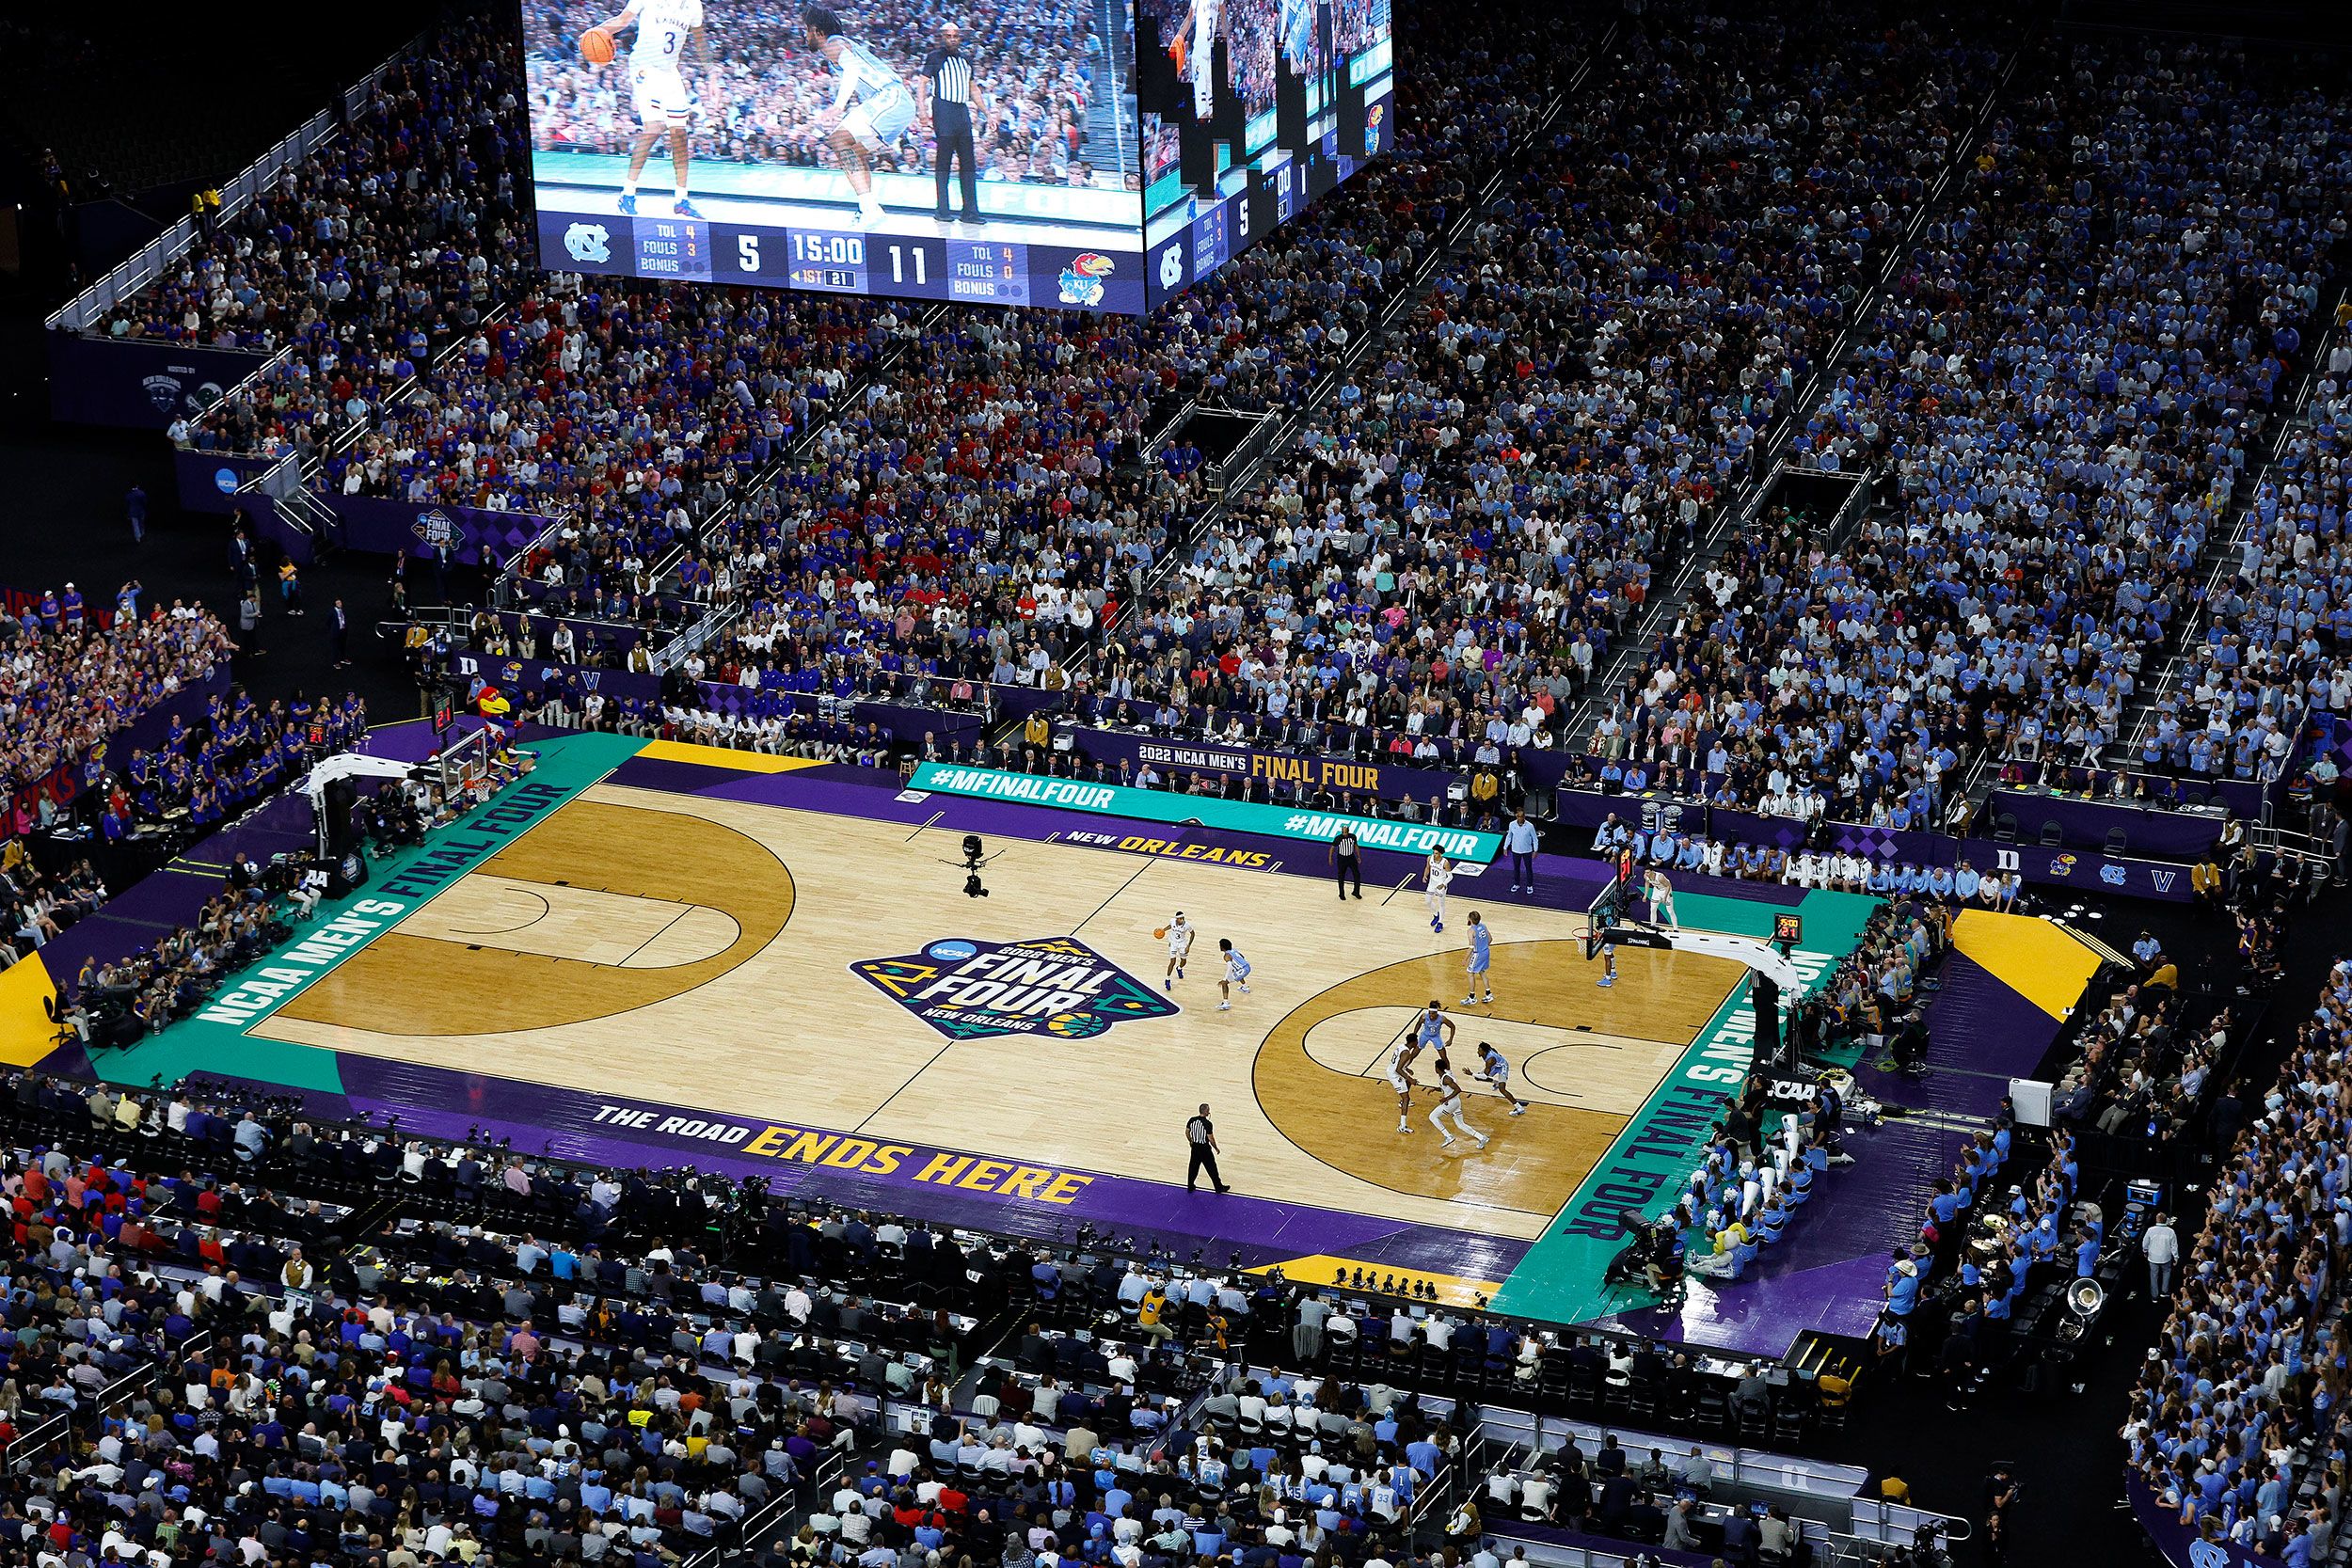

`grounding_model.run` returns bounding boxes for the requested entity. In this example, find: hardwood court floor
[257,784,1744,1241]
